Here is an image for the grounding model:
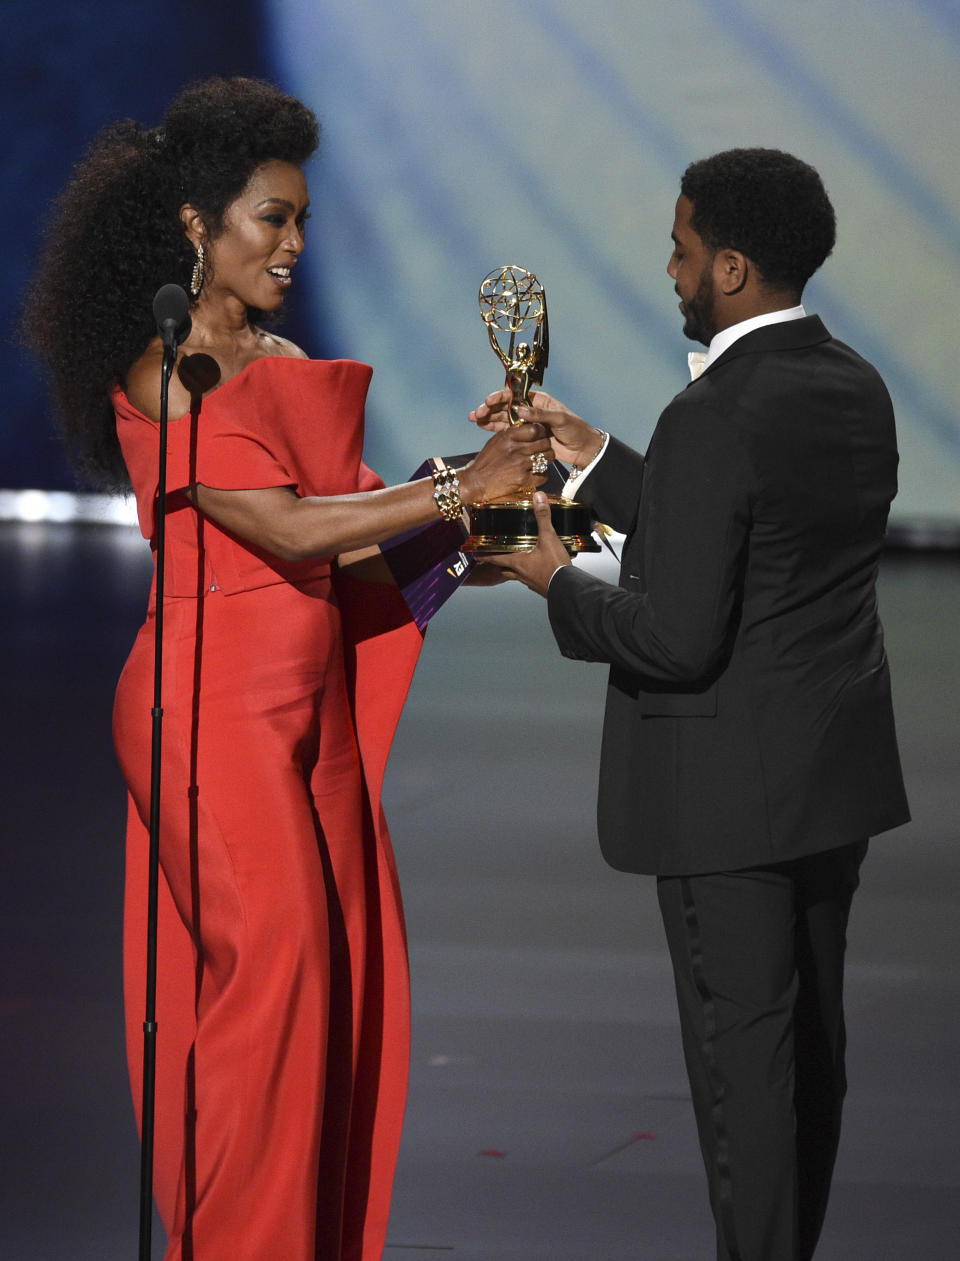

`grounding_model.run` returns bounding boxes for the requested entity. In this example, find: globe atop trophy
[462,264,600,554]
